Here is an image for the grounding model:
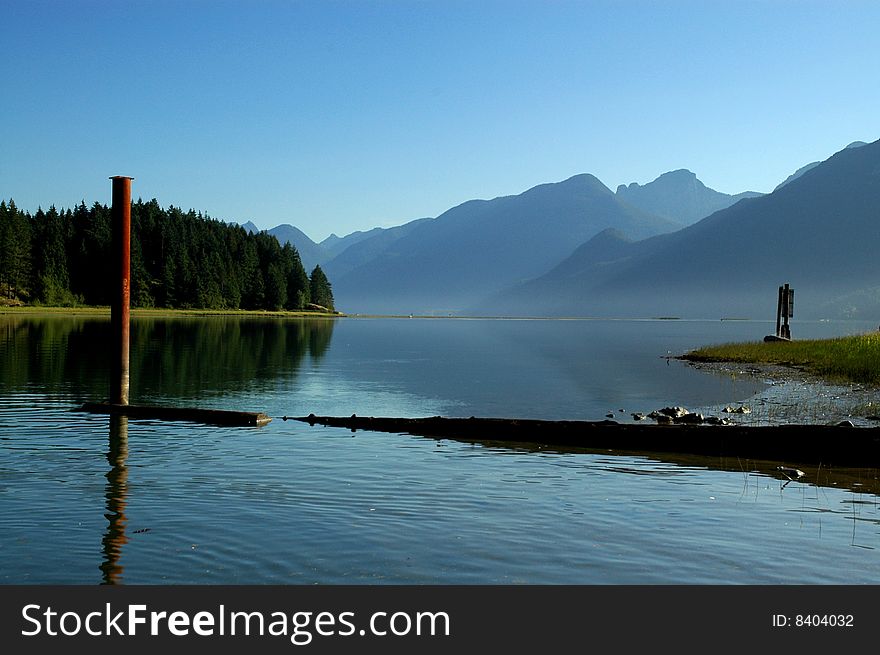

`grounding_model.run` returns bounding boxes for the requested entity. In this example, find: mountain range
[238,138,879,319]
[487,139,879,319]
[325,173,688,313]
